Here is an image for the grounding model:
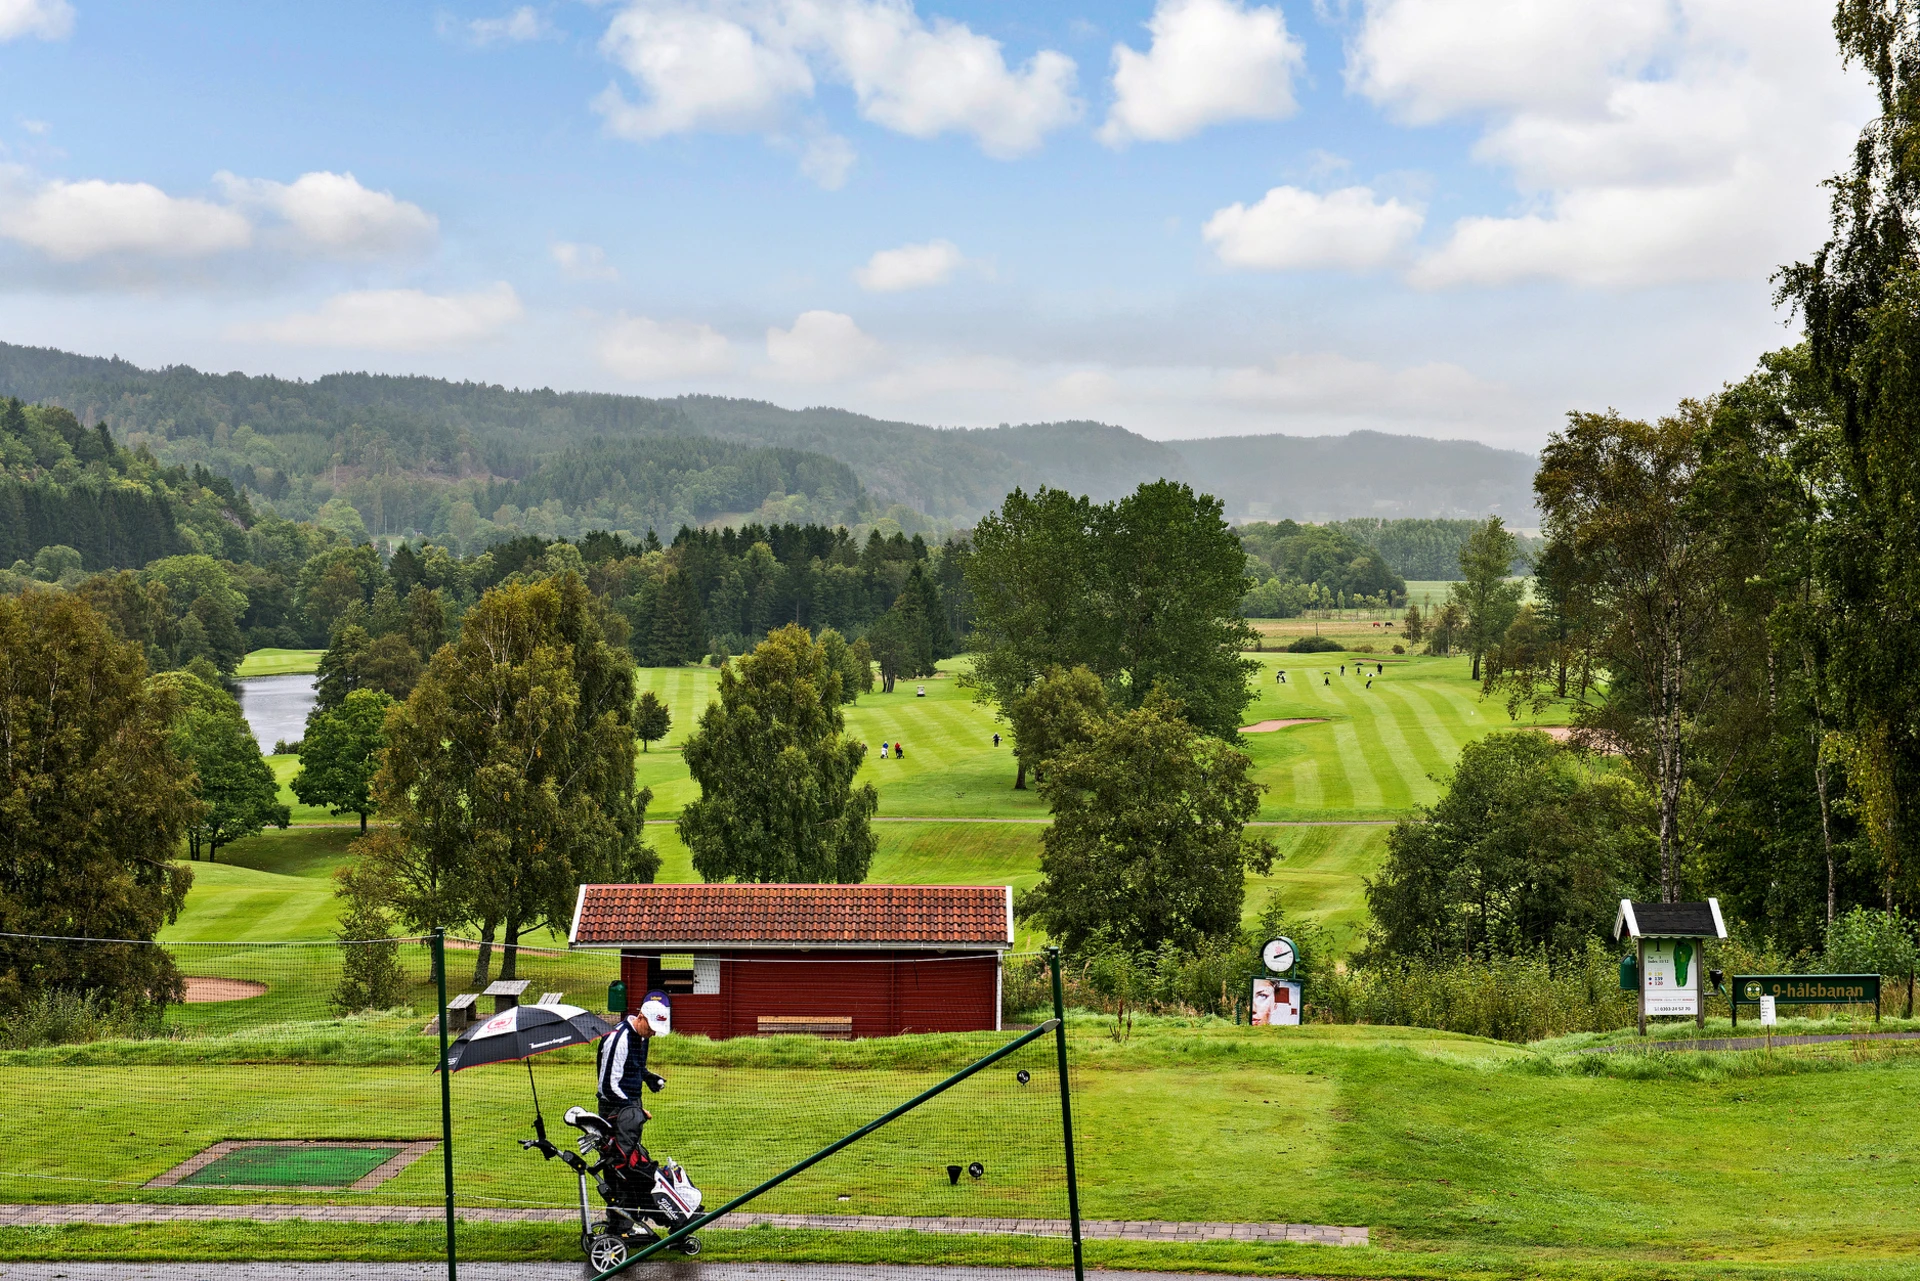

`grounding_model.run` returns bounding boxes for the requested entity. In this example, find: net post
[433,929,457,1281]
[1047,945,1085,1281]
